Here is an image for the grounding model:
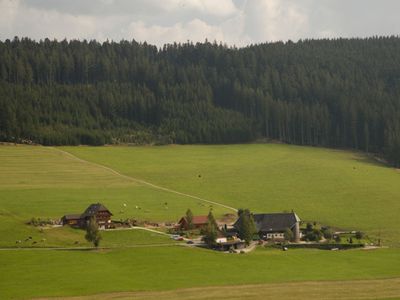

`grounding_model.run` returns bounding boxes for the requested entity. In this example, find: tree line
[1,36,400,166]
